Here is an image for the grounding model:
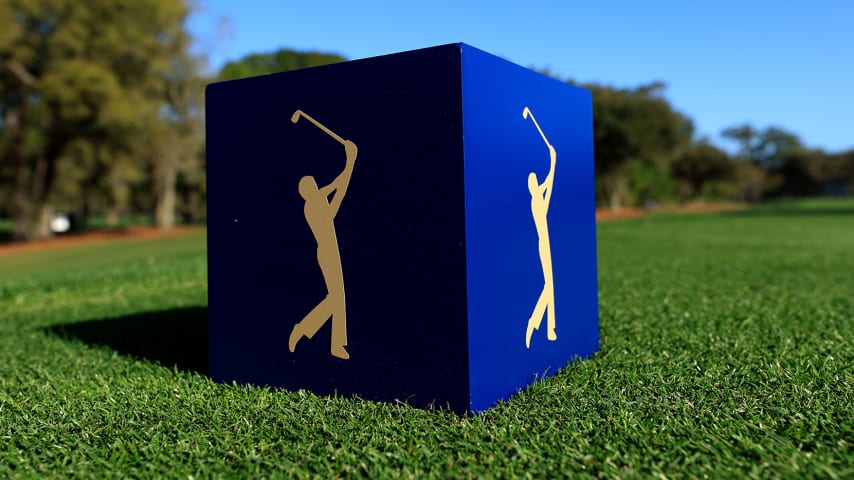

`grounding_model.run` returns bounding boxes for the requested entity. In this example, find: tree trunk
[7,102,35,241]
[155,164,177,230]
[106,206,120,227]
[608,189,621,212]
[11,156,34,240]
[8,99,57,240]
[35,203,53,239]
[186,191,202,224]
[27,152,56,240]
[10,162,53,241]
[12,186,54,240]
[606,173,625,212]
